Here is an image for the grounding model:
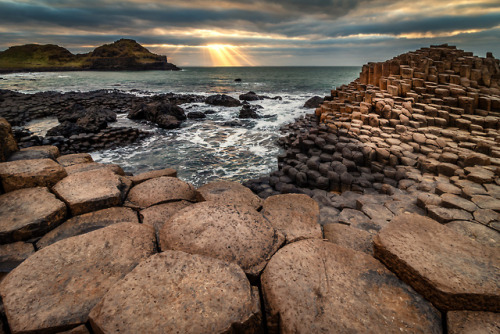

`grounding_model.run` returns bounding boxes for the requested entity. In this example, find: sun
[205,44,256,66]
